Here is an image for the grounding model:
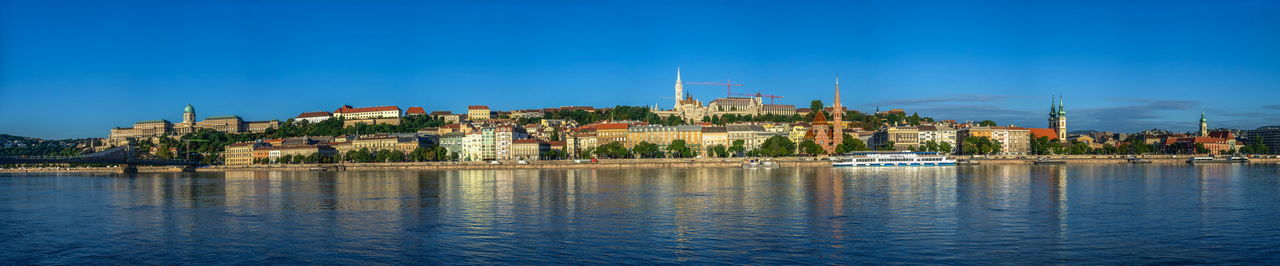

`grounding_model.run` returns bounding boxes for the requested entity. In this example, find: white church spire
[674,67,684,108]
